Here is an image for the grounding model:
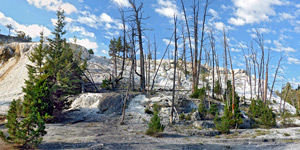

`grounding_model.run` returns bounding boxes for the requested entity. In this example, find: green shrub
[190,87,206,99]
[198,99,207,117]
[88,49,94,55]
[214,113,230,134]
[0,130,7,142]
[146,103,164,136]
[101,79,110,89]
[179,113,185,121]
[209,104,218,116]
[248,99,276,128]
[185,113,192,120]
